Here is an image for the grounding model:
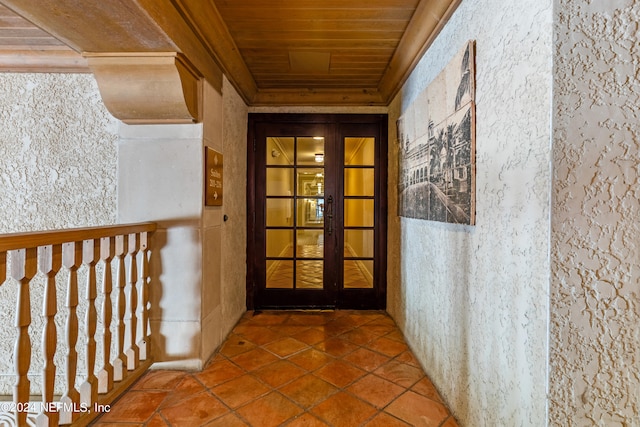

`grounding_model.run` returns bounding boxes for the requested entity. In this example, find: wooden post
[59,241,82,425]
[126,233,139,370]
[36,245,62,427]
[10,248,37,427]
[113,235,128,382]
[80,239,99,407]
[98,236,115,394]
[137,232,150,361]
